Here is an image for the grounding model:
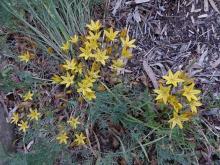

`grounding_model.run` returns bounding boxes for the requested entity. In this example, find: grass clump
[1,0,92,56]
